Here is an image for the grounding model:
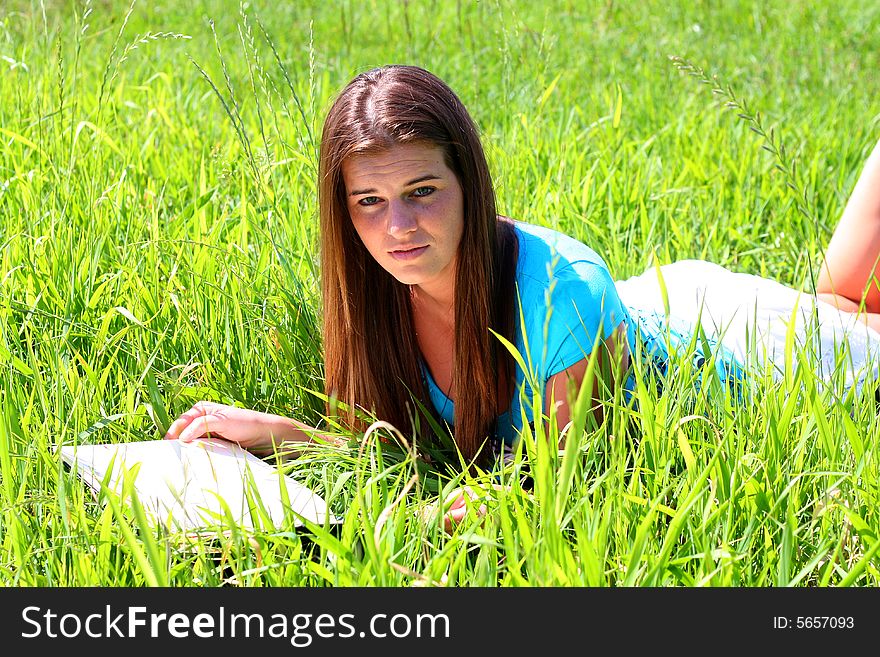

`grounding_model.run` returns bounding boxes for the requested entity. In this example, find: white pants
[615,260,880,392]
